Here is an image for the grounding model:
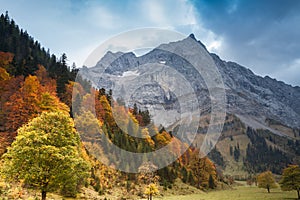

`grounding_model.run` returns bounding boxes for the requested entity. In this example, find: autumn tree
[257,171,277,193]
[0,69,23,153]
[0,67,11,128]
[144,183,159,200]
[188,151,217,189]
[62,81,85,109]
[0,67,10,81]
[138,162,160,185]
[4,75,69,134]
[4,75,41,132]
[137,162,160,199]
[280,165,300,199]
[140,128,155,149]
[99,95,115,127]
[154,130,172,148]
[0,52,14,75]
[35,65,57,94]
[75,110,102,139]
[1,112,90,200]
[90,161,120,194]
